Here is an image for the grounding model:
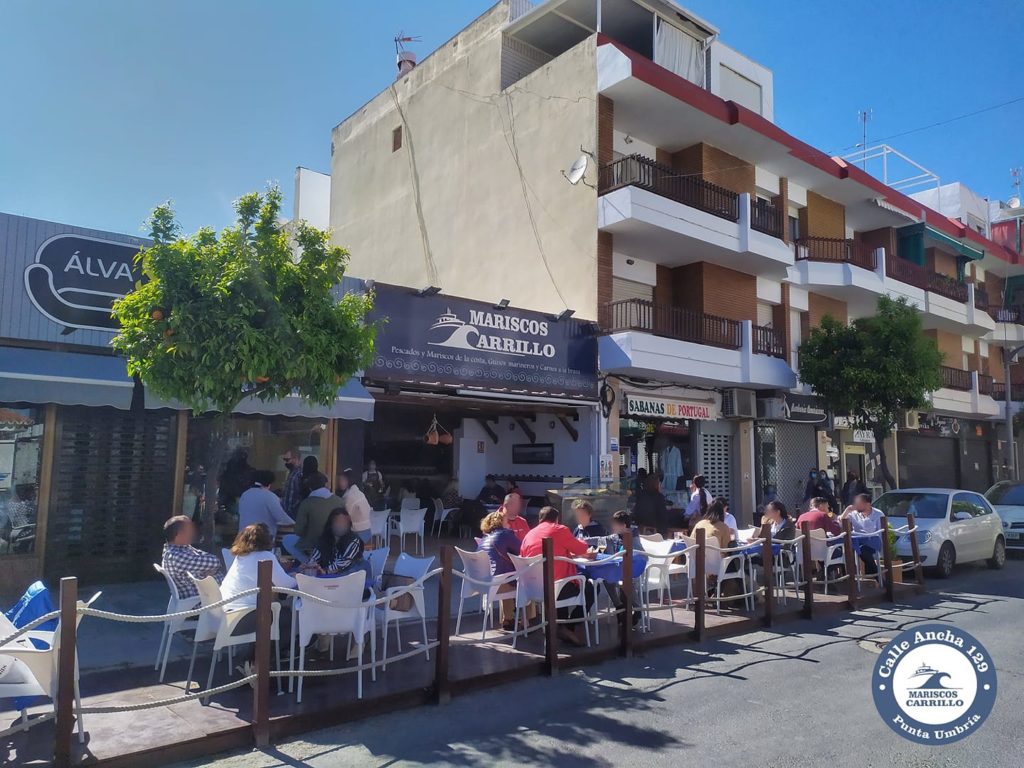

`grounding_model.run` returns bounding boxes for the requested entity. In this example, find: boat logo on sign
[428,307,555,359]
[23,233,144,334]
